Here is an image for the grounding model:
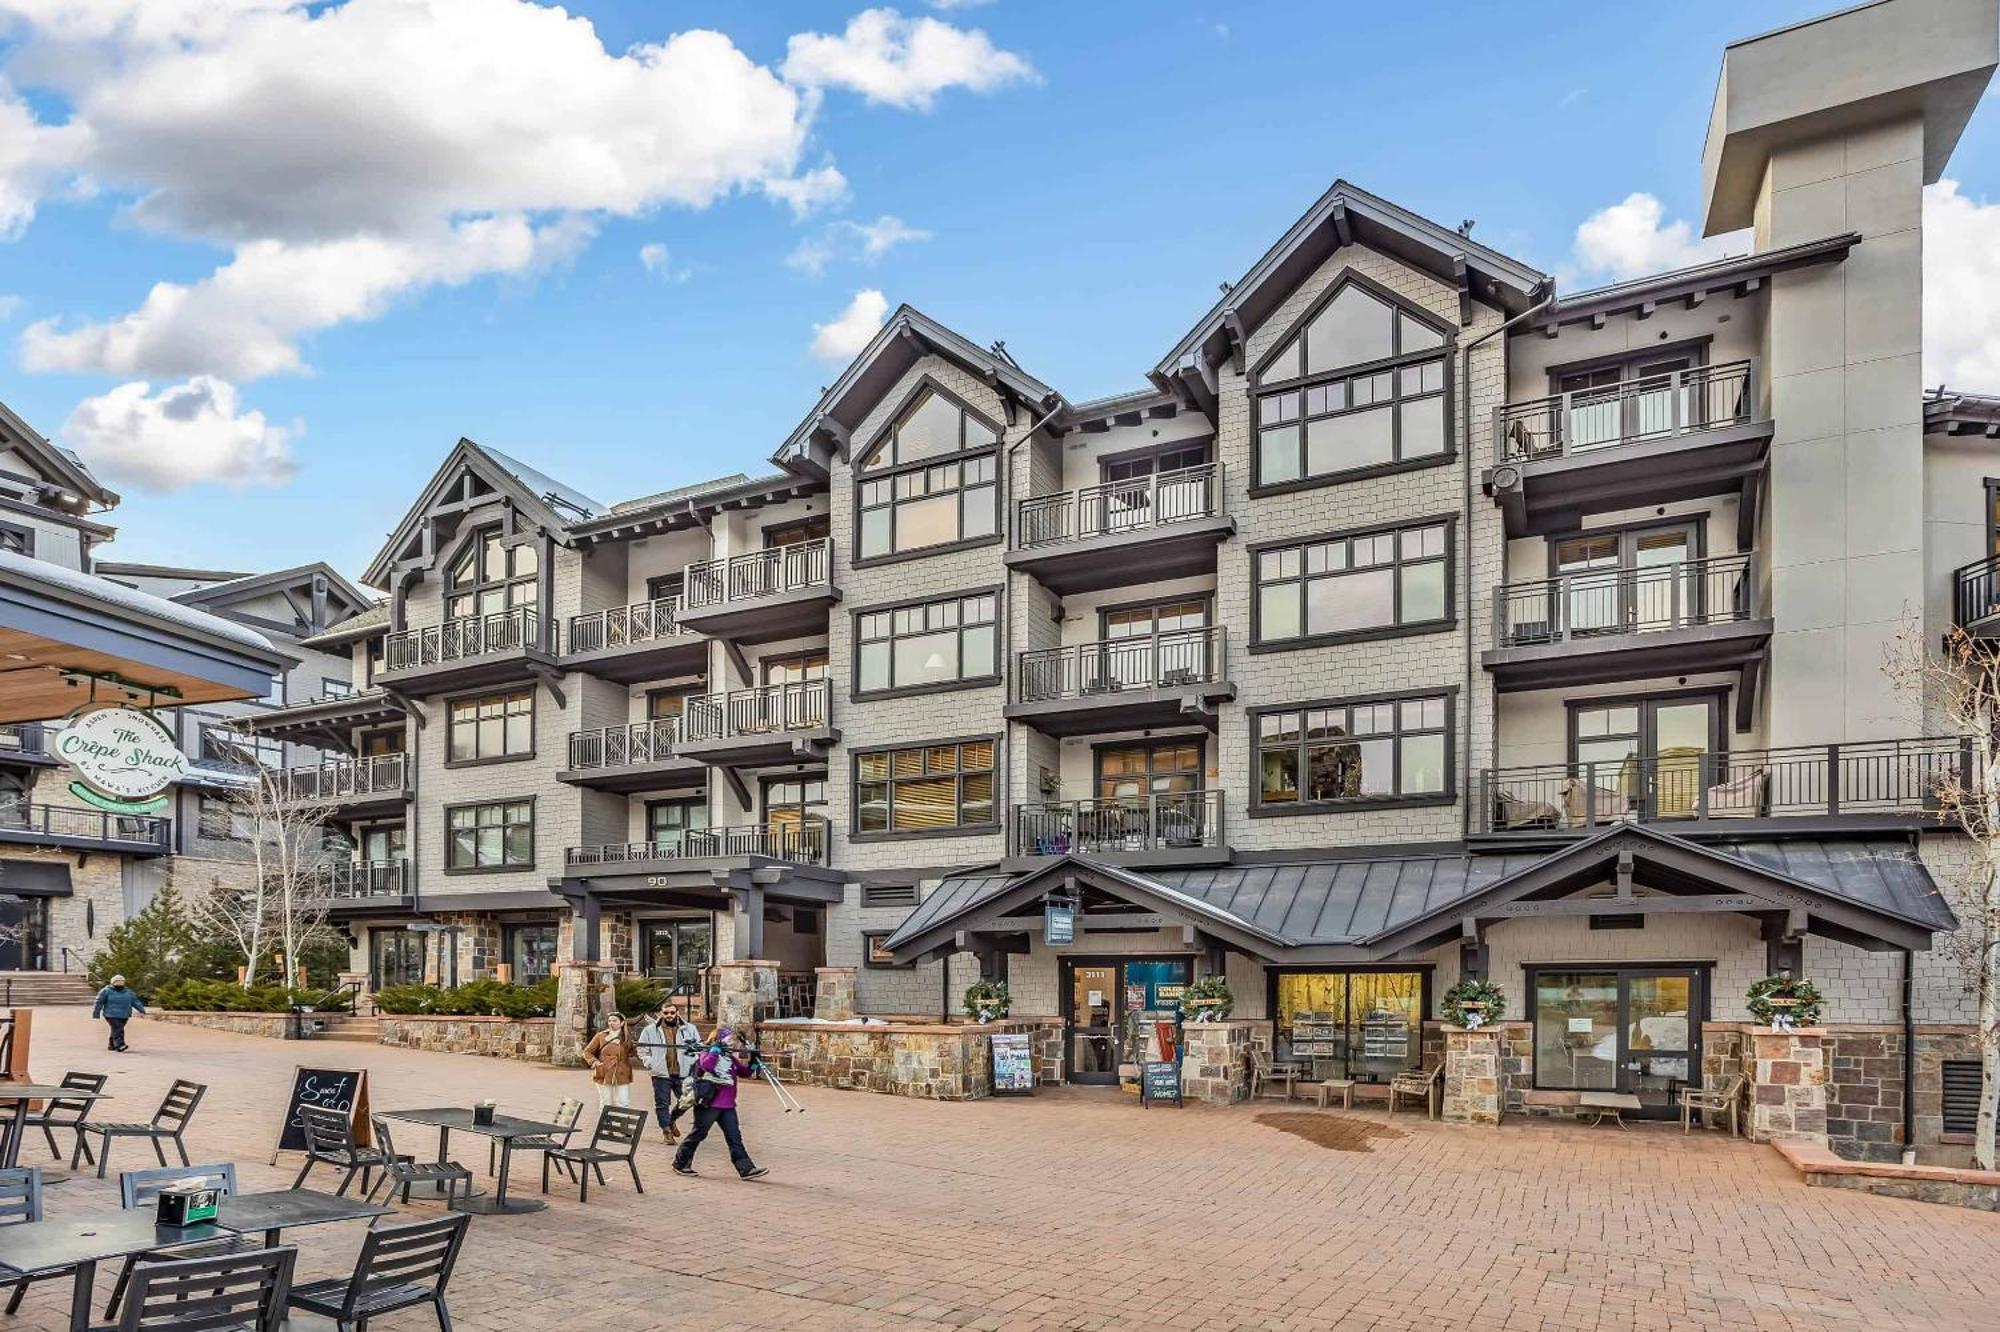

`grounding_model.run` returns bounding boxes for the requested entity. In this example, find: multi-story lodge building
[243,0,1999,1158]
